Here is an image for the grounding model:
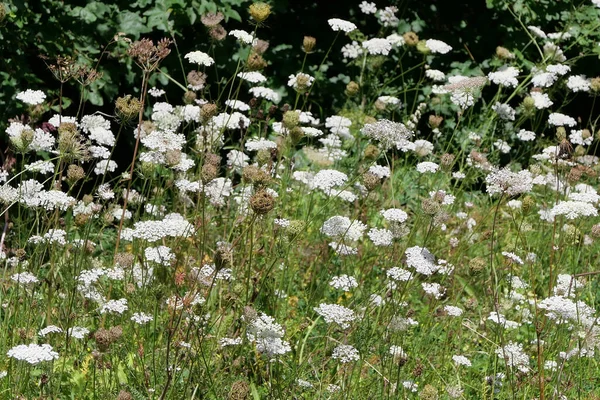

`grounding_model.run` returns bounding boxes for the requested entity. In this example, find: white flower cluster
[248,86,281,103]
[404,246,440,275]
[145,245,175,266]
[361,119,413,150]
[566,75,591,92]
[16,89,46,105]
[496,342,529,373]
[485,168,533,196]
[313,303,356,328]
[425,39,452,54]
[7,343,59,364]
[328,18,357,33]
[331,344,360,363]
[488,66,519,88]
[548,112,577,127]
[329,275,358,291]
[99,298,128,315]
[229,29,254,44]
[246,313,291,357]
[126,213,193,242]
[184,51,214,66]
[367,228,394,246]
[320,216,367,241]
[550,201,597,219]
[362,38,392,55]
